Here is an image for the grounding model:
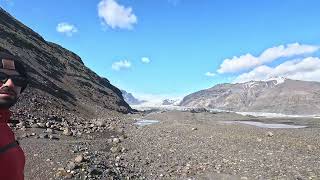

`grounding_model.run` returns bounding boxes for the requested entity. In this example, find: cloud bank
[234,57,320,83]
[218,43,319,74]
